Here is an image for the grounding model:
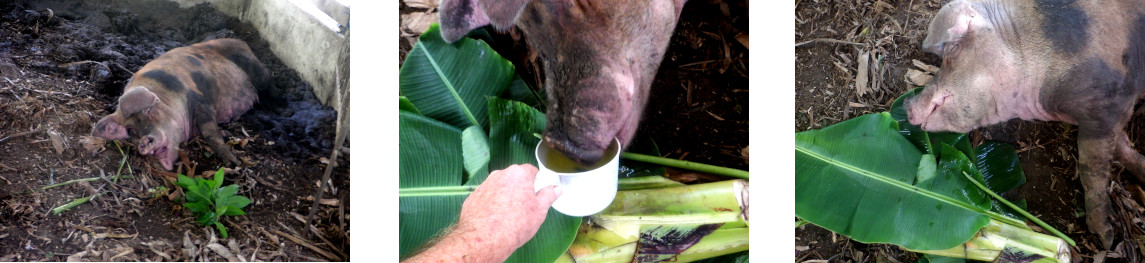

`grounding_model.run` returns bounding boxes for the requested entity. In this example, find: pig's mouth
[139,133,177,170]
[543,133,611,165]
